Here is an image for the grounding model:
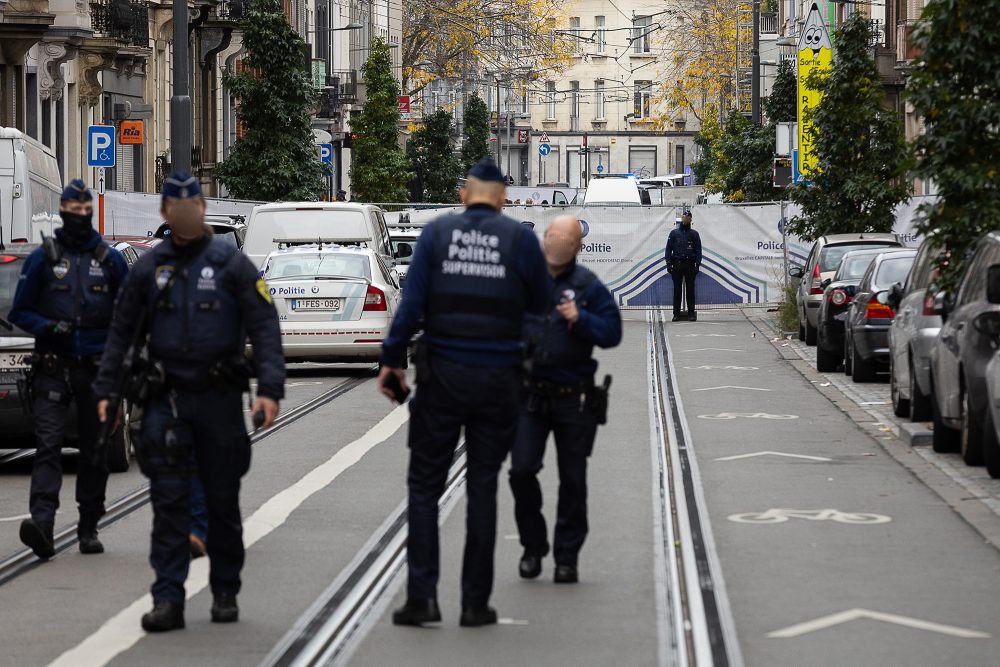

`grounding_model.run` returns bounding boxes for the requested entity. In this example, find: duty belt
[33,352,101,373]
[525,379,591,397]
